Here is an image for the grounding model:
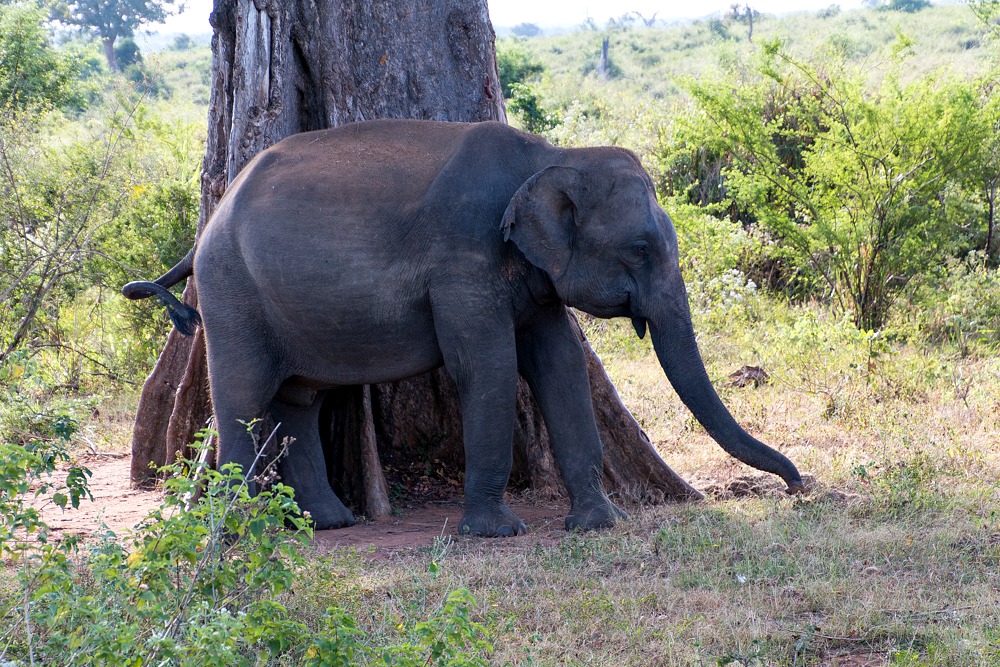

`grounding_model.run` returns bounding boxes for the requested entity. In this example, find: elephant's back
[197,121,464,281]
[194,119,549,308]
[195,122,470,327]
[230,121,472,223]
